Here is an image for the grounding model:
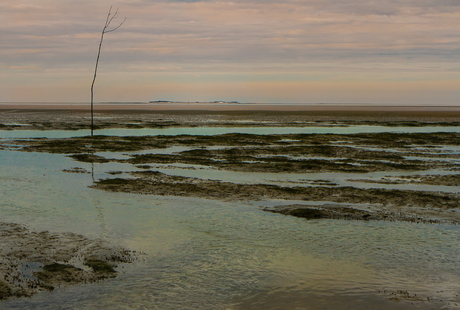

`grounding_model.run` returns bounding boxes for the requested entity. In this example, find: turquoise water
[2,125,460,139]
[1,131,459,309]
